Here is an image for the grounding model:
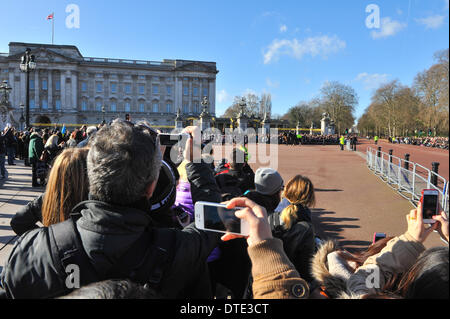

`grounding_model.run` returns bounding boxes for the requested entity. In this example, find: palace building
[0,42,218,128]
